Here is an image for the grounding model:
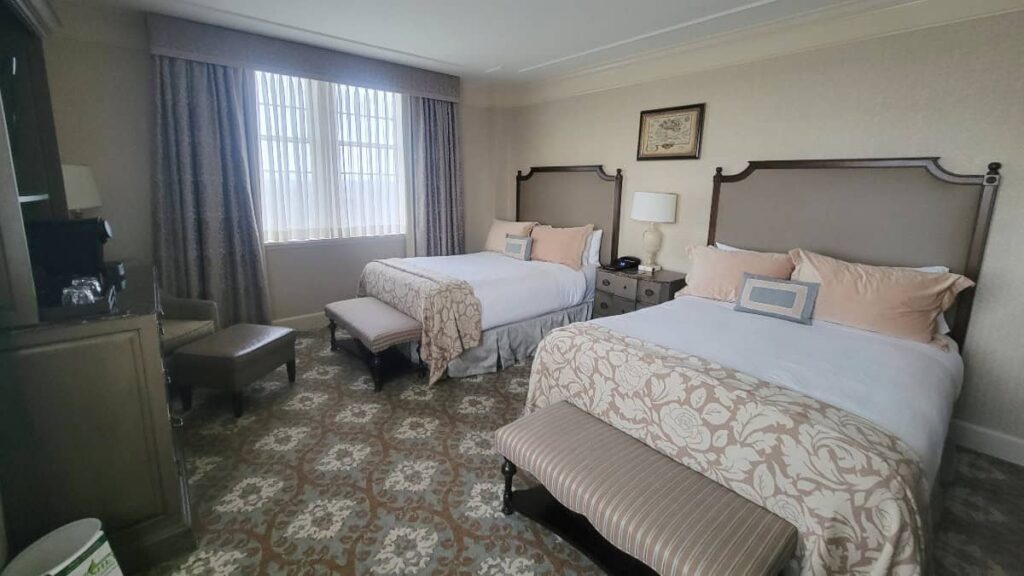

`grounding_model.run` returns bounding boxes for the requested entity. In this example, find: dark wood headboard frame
[709,157,1002,347]
[515,165,623,264]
